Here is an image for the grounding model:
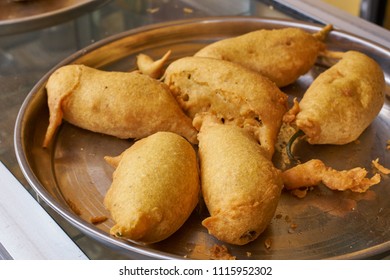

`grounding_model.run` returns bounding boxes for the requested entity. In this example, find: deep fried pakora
[197,116,283,245]
[288,51,385,145]
[194,25,332,87]
[104,132,200,243]
[164,56,288,158]
[43,64,197,147]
